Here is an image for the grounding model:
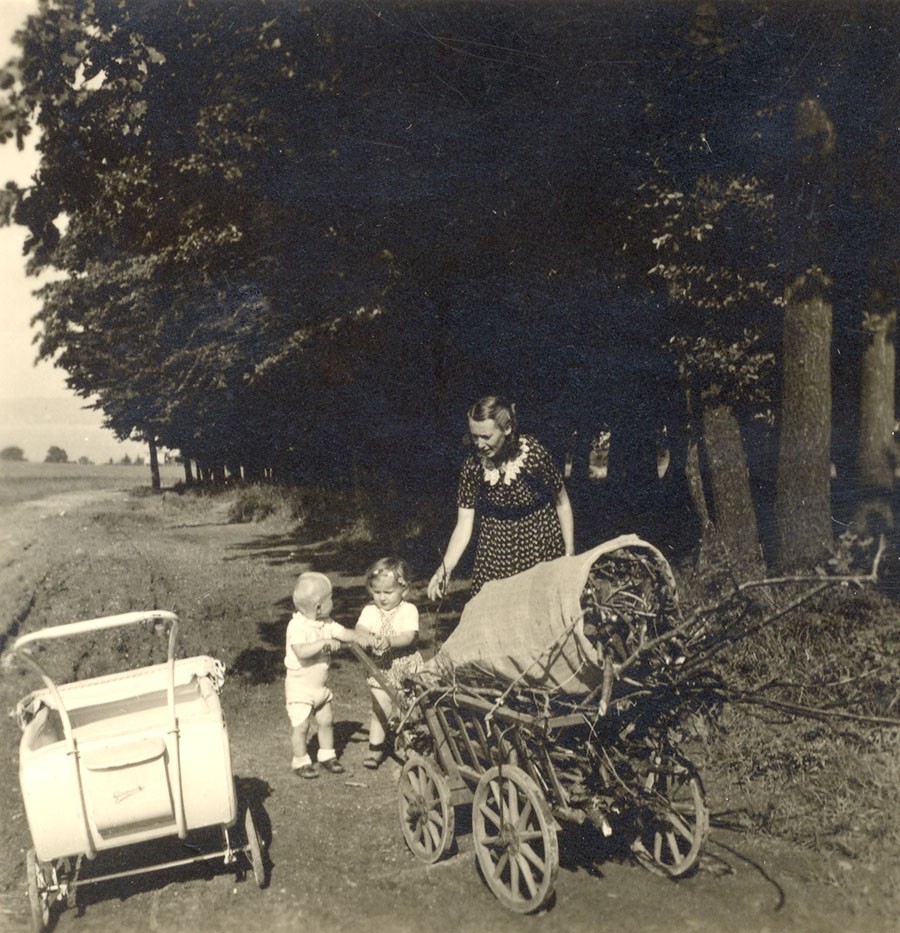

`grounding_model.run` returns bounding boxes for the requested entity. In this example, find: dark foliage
[0,1,897,561]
